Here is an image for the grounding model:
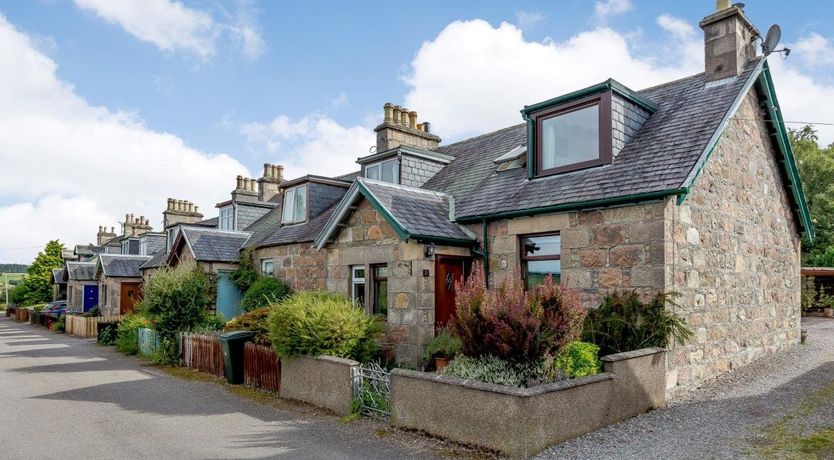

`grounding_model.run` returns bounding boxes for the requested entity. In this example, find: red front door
[434,256,470,329]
